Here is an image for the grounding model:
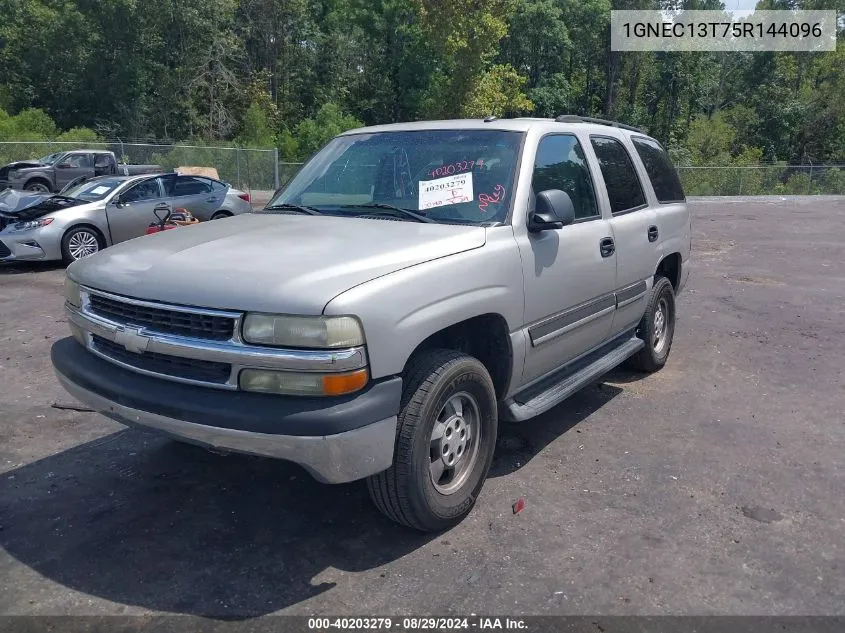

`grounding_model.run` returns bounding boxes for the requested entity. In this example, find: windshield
[61,177,126,202]
[269,130,523,224]
[37,152,65,165]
